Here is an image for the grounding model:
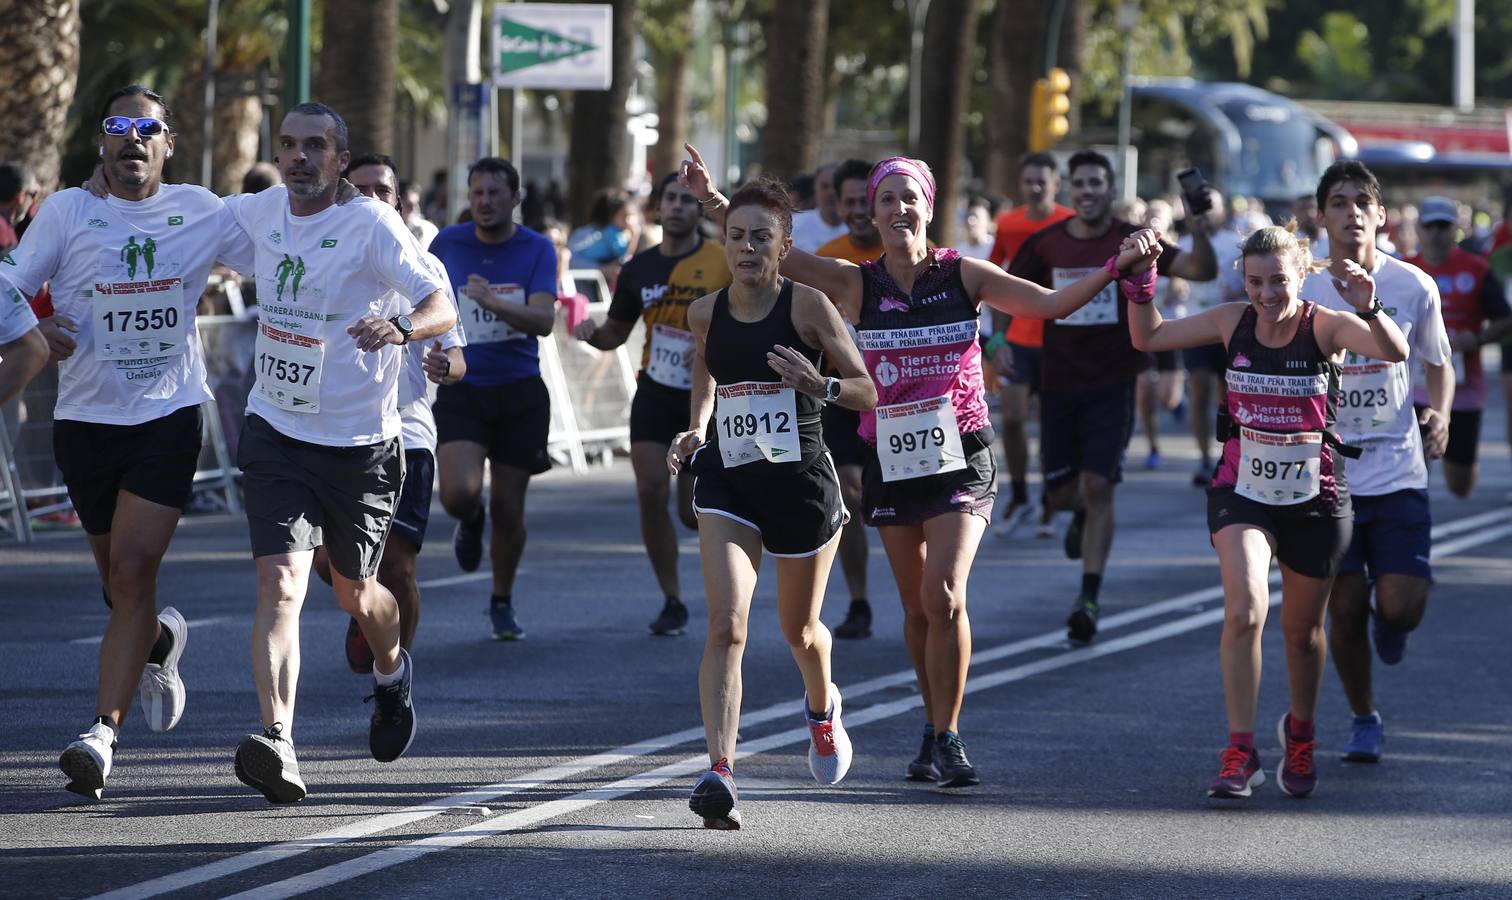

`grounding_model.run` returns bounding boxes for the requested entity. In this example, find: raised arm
[776,285,877,412]
[1313,261,1408,363]
[1128,298,1238,354]
[964,228,1163,320]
